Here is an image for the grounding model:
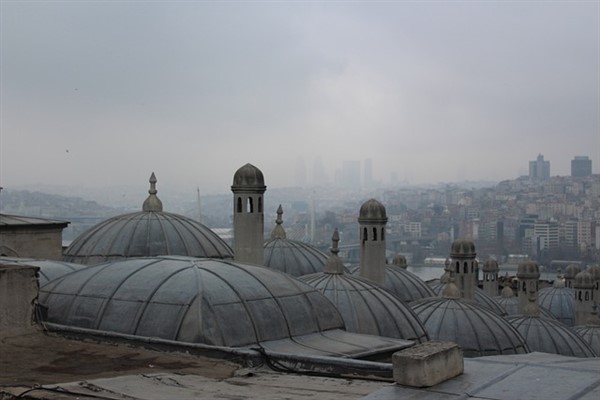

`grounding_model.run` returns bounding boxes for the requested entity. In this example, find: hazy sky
[1,1,599,194]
